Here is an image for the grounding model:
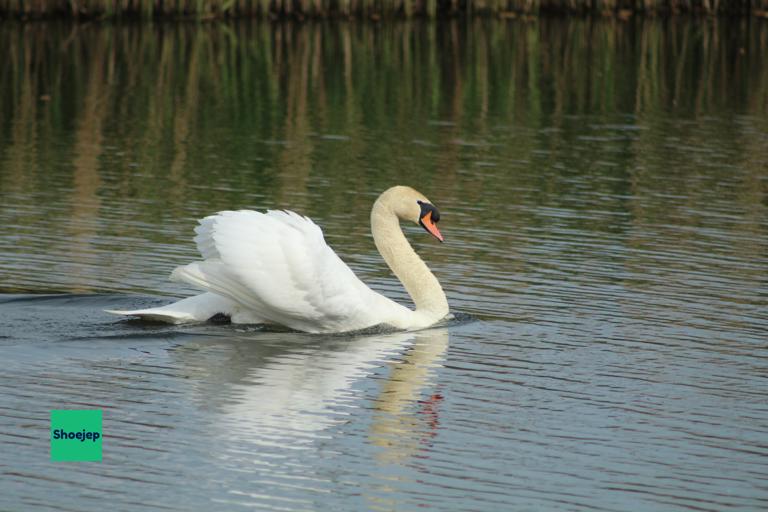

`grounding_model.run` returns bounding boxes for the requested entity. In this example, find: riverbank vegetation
[3,0,768,19]
[2,20,766,212]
